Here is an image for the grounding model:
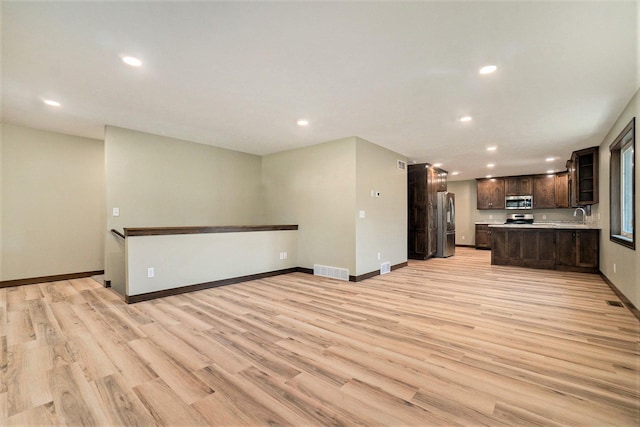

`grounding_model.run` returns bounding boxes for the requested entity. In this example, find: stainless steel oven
[505,195,533,210]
